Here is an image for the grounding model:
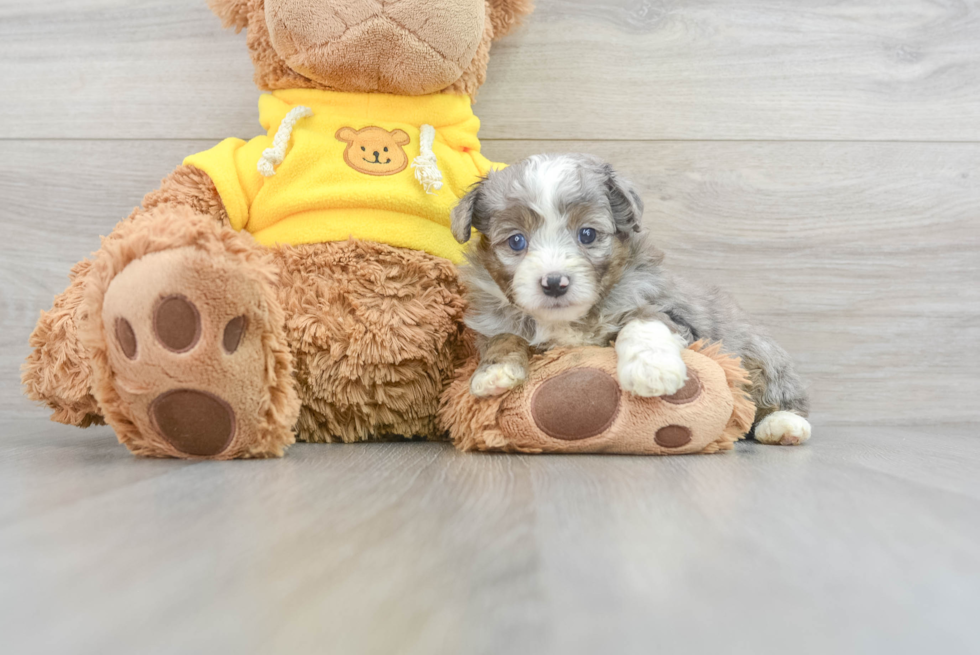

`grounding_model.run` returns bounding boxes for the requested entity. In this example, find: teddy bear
[22,0,535,459]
